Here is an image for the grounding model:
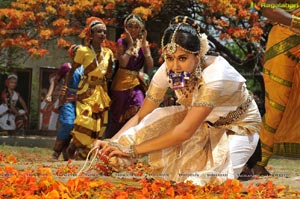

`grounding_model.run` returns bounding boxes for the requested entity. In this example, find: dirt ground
[242,156,300,191]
